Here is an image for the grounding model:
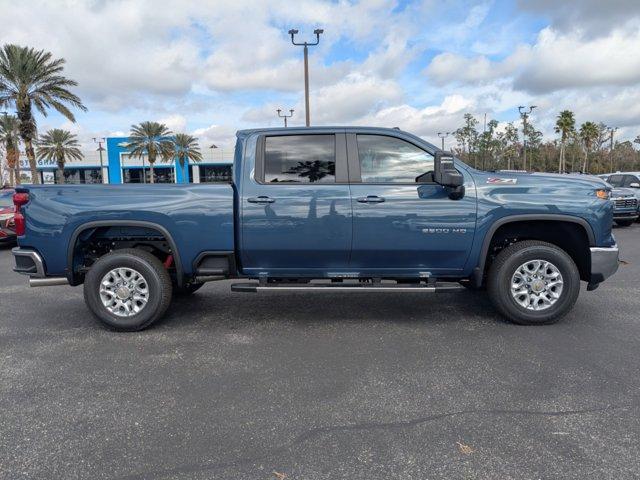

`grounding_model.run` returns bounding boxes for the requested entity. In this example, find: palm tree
[0,45,86,184]
[36,129,83,184]
[127,121,174,184]
[554,110,575,173]
[0,113,20,186]
[579,122,599,173]
[172,133,202,183]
